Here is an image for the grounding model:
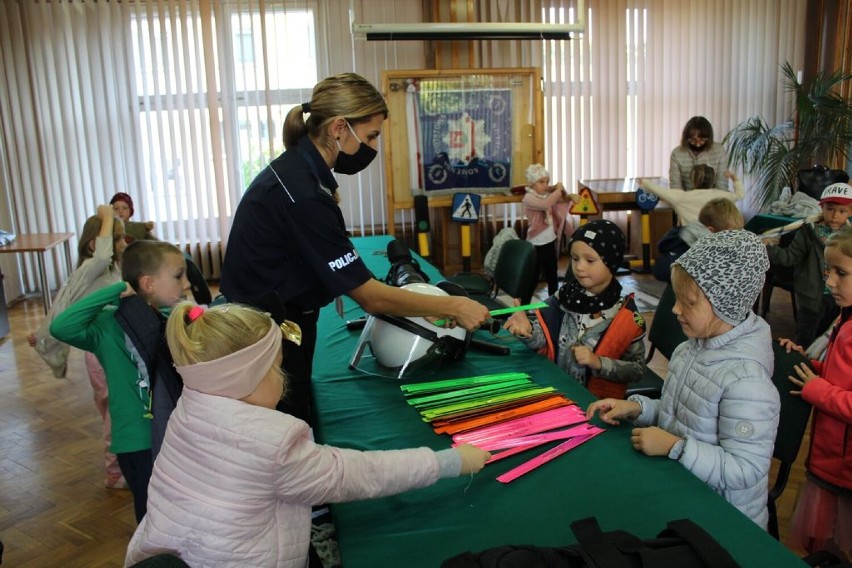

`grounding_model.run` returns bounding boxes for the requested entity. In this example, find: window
[130,2,318,229]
